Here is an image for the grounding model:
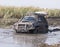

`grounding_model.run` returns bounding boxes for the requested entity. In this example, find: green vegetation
[0,6,60,27]
[0,6,60,19]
